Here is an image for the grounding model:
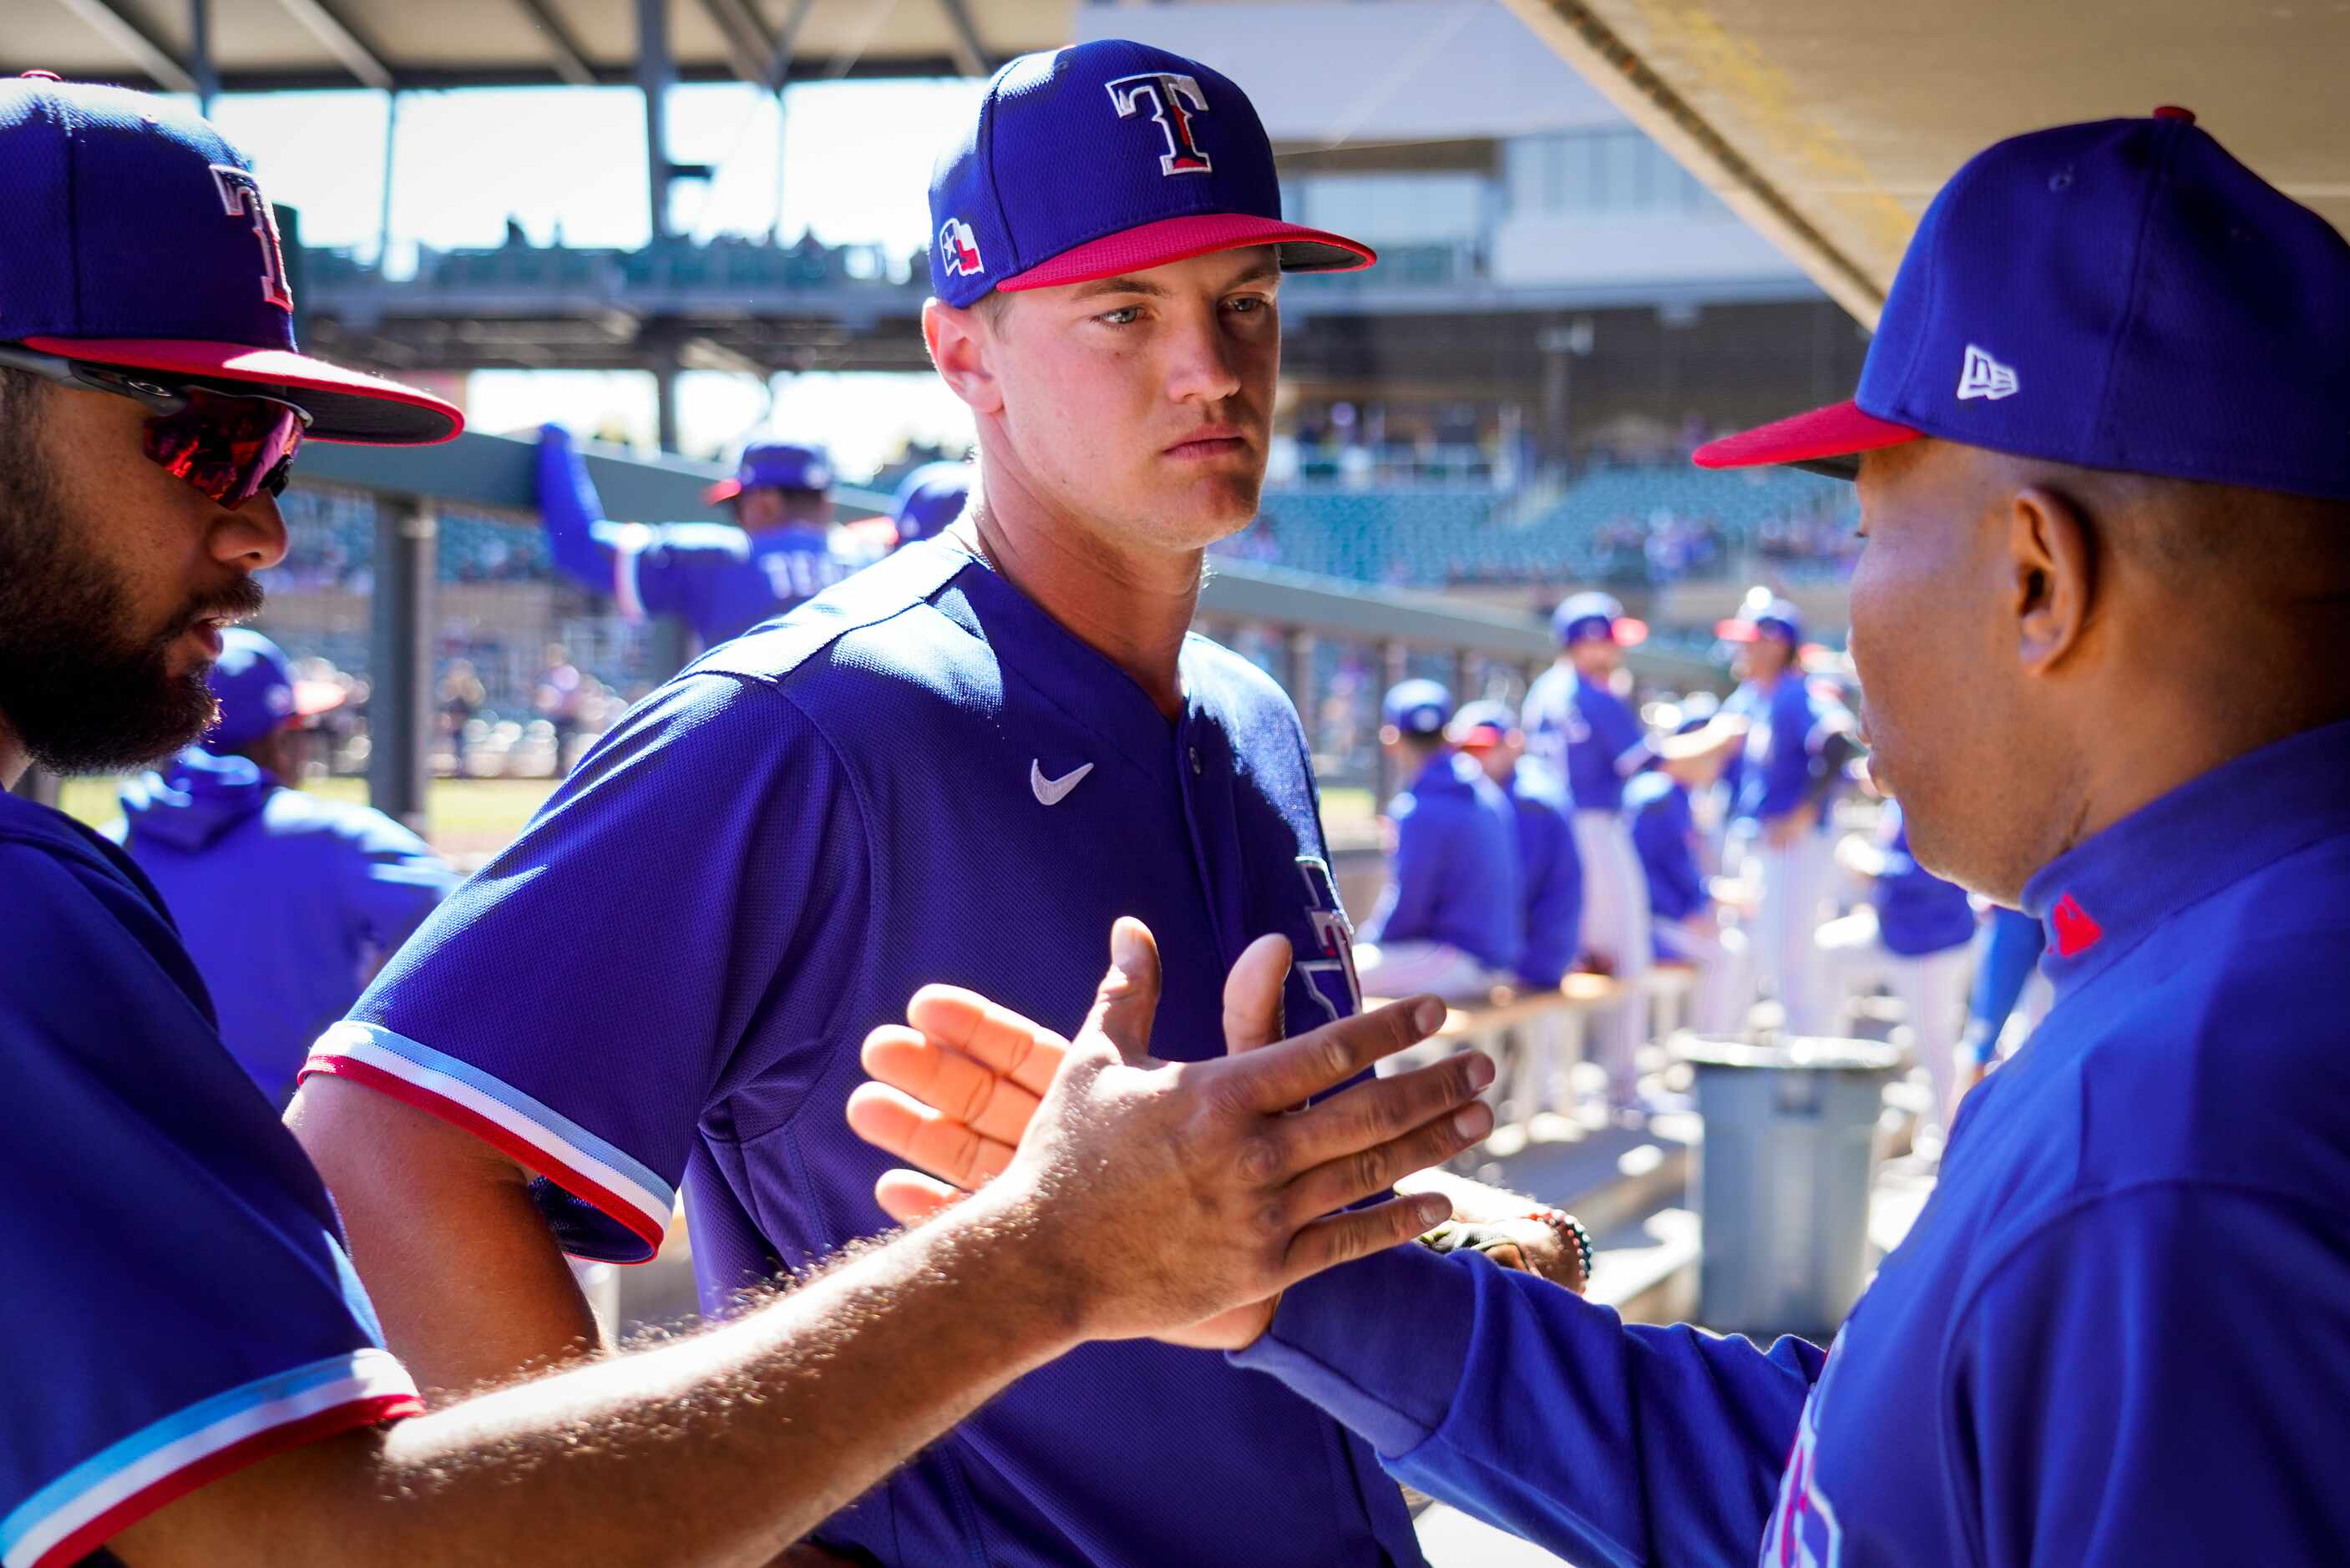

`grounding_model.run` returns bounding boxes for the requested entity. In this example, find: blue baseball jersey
[1502,762,1581,989]
[1232,717,2350,1566]
[109,747,457,1103]
[1728,675,1843,824]
[1522,664,1651,813]
[1625,771,1707,926]
[0,790,418,1568]
[306,539,1425,1567]
[537,425,865,650]
[1868,800,1977,958]
[1363,750,1523,977]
